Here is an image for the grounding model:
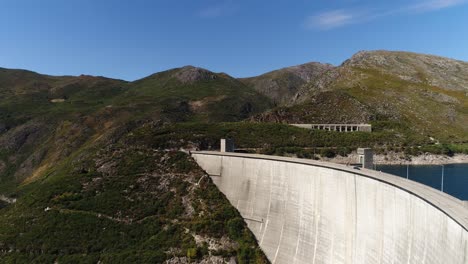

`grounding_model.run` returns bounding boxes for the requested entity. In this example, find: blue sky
[1,0,468,80]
